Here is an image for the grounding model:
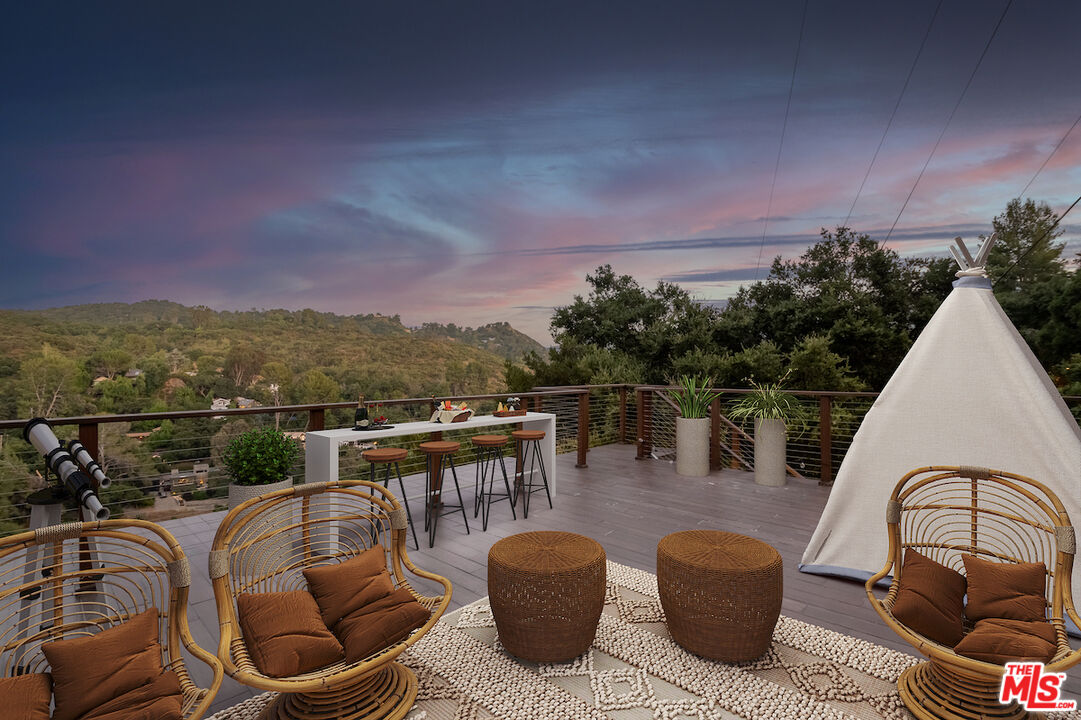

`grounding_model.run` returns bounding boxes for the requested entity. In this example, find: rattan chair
[209,479,452,720]
[0,519,223,719]
[867,465,1081,720]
